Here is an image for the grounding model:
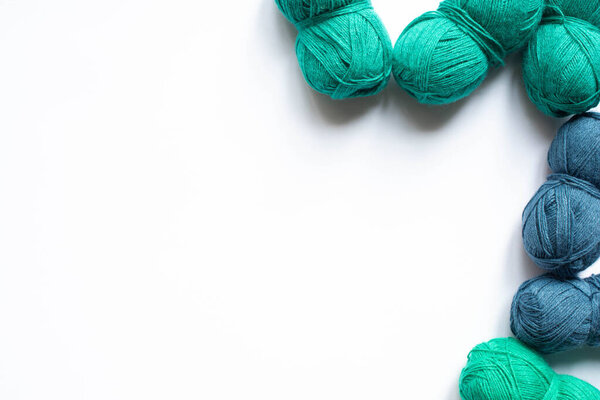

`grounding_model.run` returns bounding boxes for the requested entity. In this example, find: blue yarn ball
[522,175,600,275]
[511,274,600,354]
[549,113,600,188]
[522,113,600,276]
